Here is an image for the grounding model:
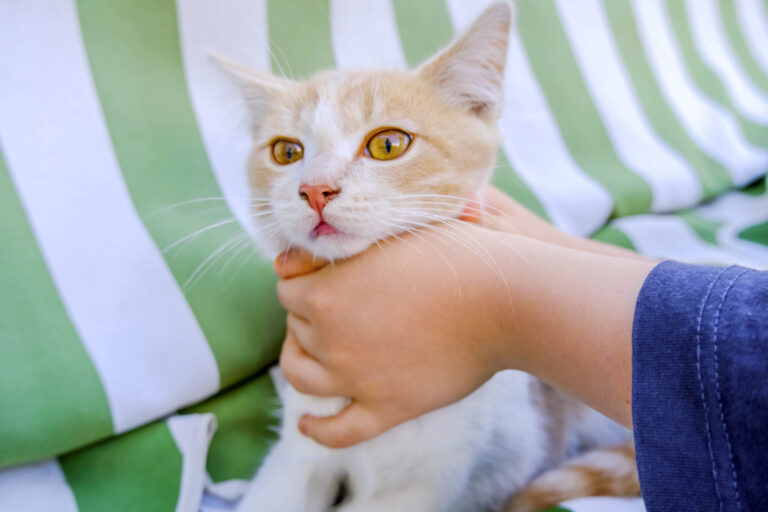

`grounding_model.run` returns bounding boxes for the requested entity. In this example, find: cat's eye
[272,139,304,165]
[366,129,412,161]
